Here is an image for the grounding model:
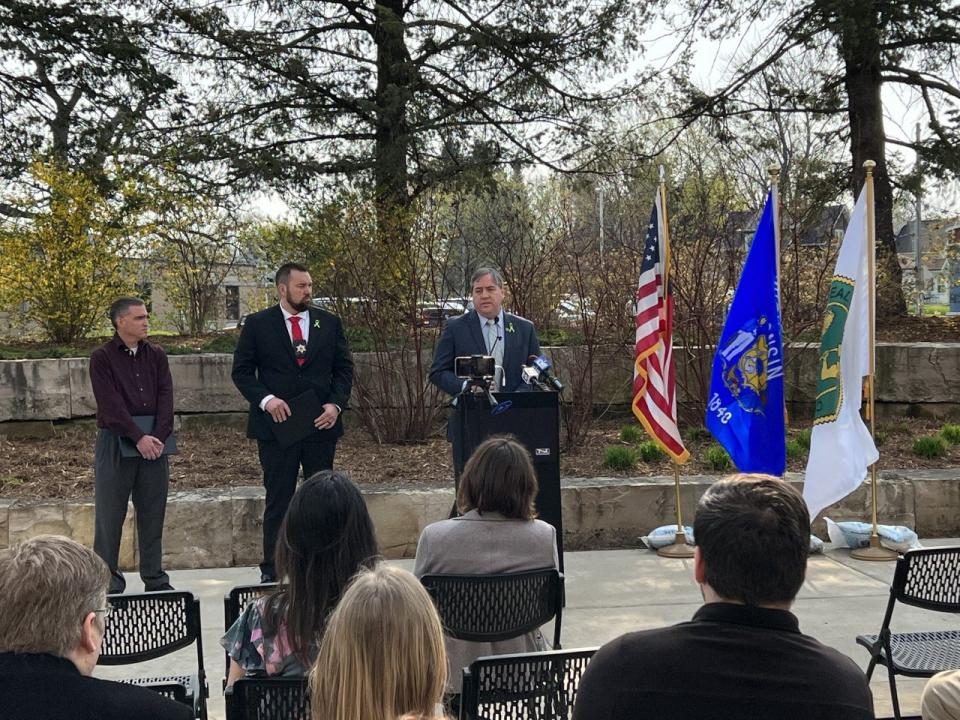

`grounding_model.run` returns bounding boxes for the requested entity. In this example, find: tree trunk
[373,0,413,254]
[837,1,906,318]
